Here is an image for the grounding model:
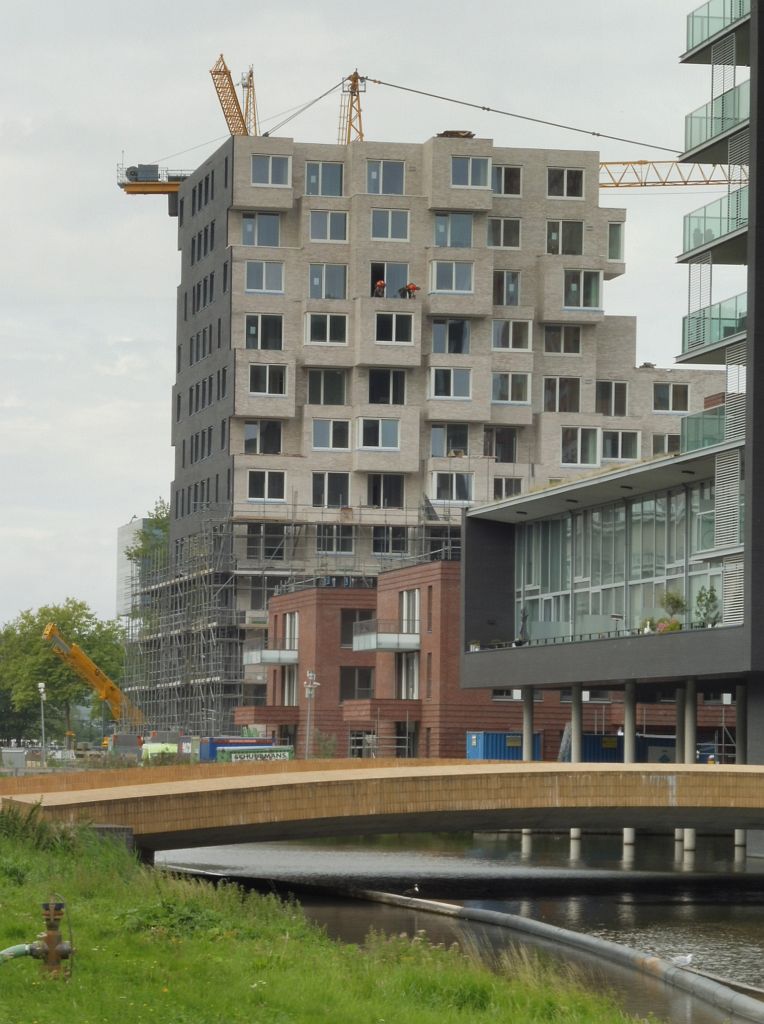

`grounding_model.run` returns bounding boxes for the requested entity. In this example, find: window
[307,313,347,343]
[312,419,350,450]
[282,663,298,706]
[367,160,404,195]
[242,213,280,247]
[375,312,412,343]
[310,211,347,242]
[652,433,681,455]
[548,167,584,197]
[492,165,522,195]
[431,261,473,293]
[251,154,290,186]
[312,472,350,507]
[654,382,689,412]
[492,319,531,350]
[434,213,473,248]
[309,263,347,299]
[608,222,624,260]
[369,368,405,404]
[246,524,286,561]
[371,209,408,240]
[596,380,628,416]
[431,367,471,398]
[564,270,601,308]
[544,377,580,412]
[244,420,282,454]
[546,220,583,255]
[484,426,517,463]
[602,430,639,460]
[245,313,282,350]
[367,473,404,508]
[434,472,473,502]
[246,261,284,293]
[340,666,374,700]
[494,477,522,499]
[249,364,286,395]
[370,261,409,297]
[248,470,285,500]
[492,372,529,403]
[341,609,374,648]
[544,324,581,354]
[451,156,489,187]
[317,524,353,553]
[359,418,399,449]
[561,426,598,465]
[493,270,520,305]
[432,319,470,354]
[373,525,408,554]
[487,218,521,248]
[305,161,343,196]
[308,369,346,405]
[396,652,419,700]
[431,423,468,458]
